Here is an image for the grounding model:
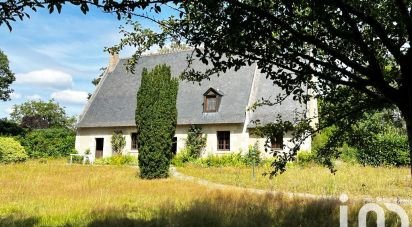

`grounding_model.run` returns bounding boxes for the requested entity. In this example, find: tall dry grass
[0,160,407,226]
[178,162,412,199]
